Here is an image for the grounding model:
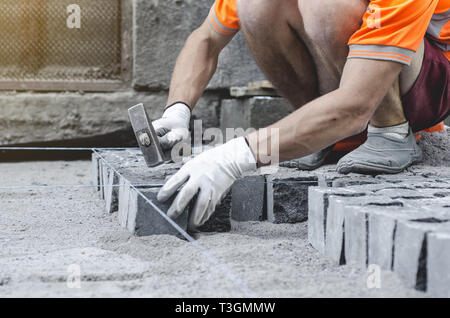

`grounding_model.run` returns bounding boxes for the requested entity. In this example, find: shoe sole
[337,148,423,175]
